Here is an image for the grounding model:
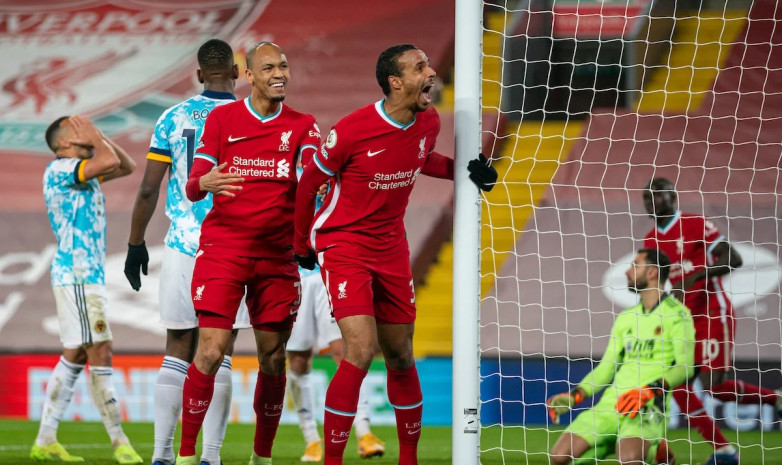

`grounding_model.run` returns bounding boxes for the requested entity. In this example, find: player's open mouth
[271,82,285,91]
[421,83,433,103]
